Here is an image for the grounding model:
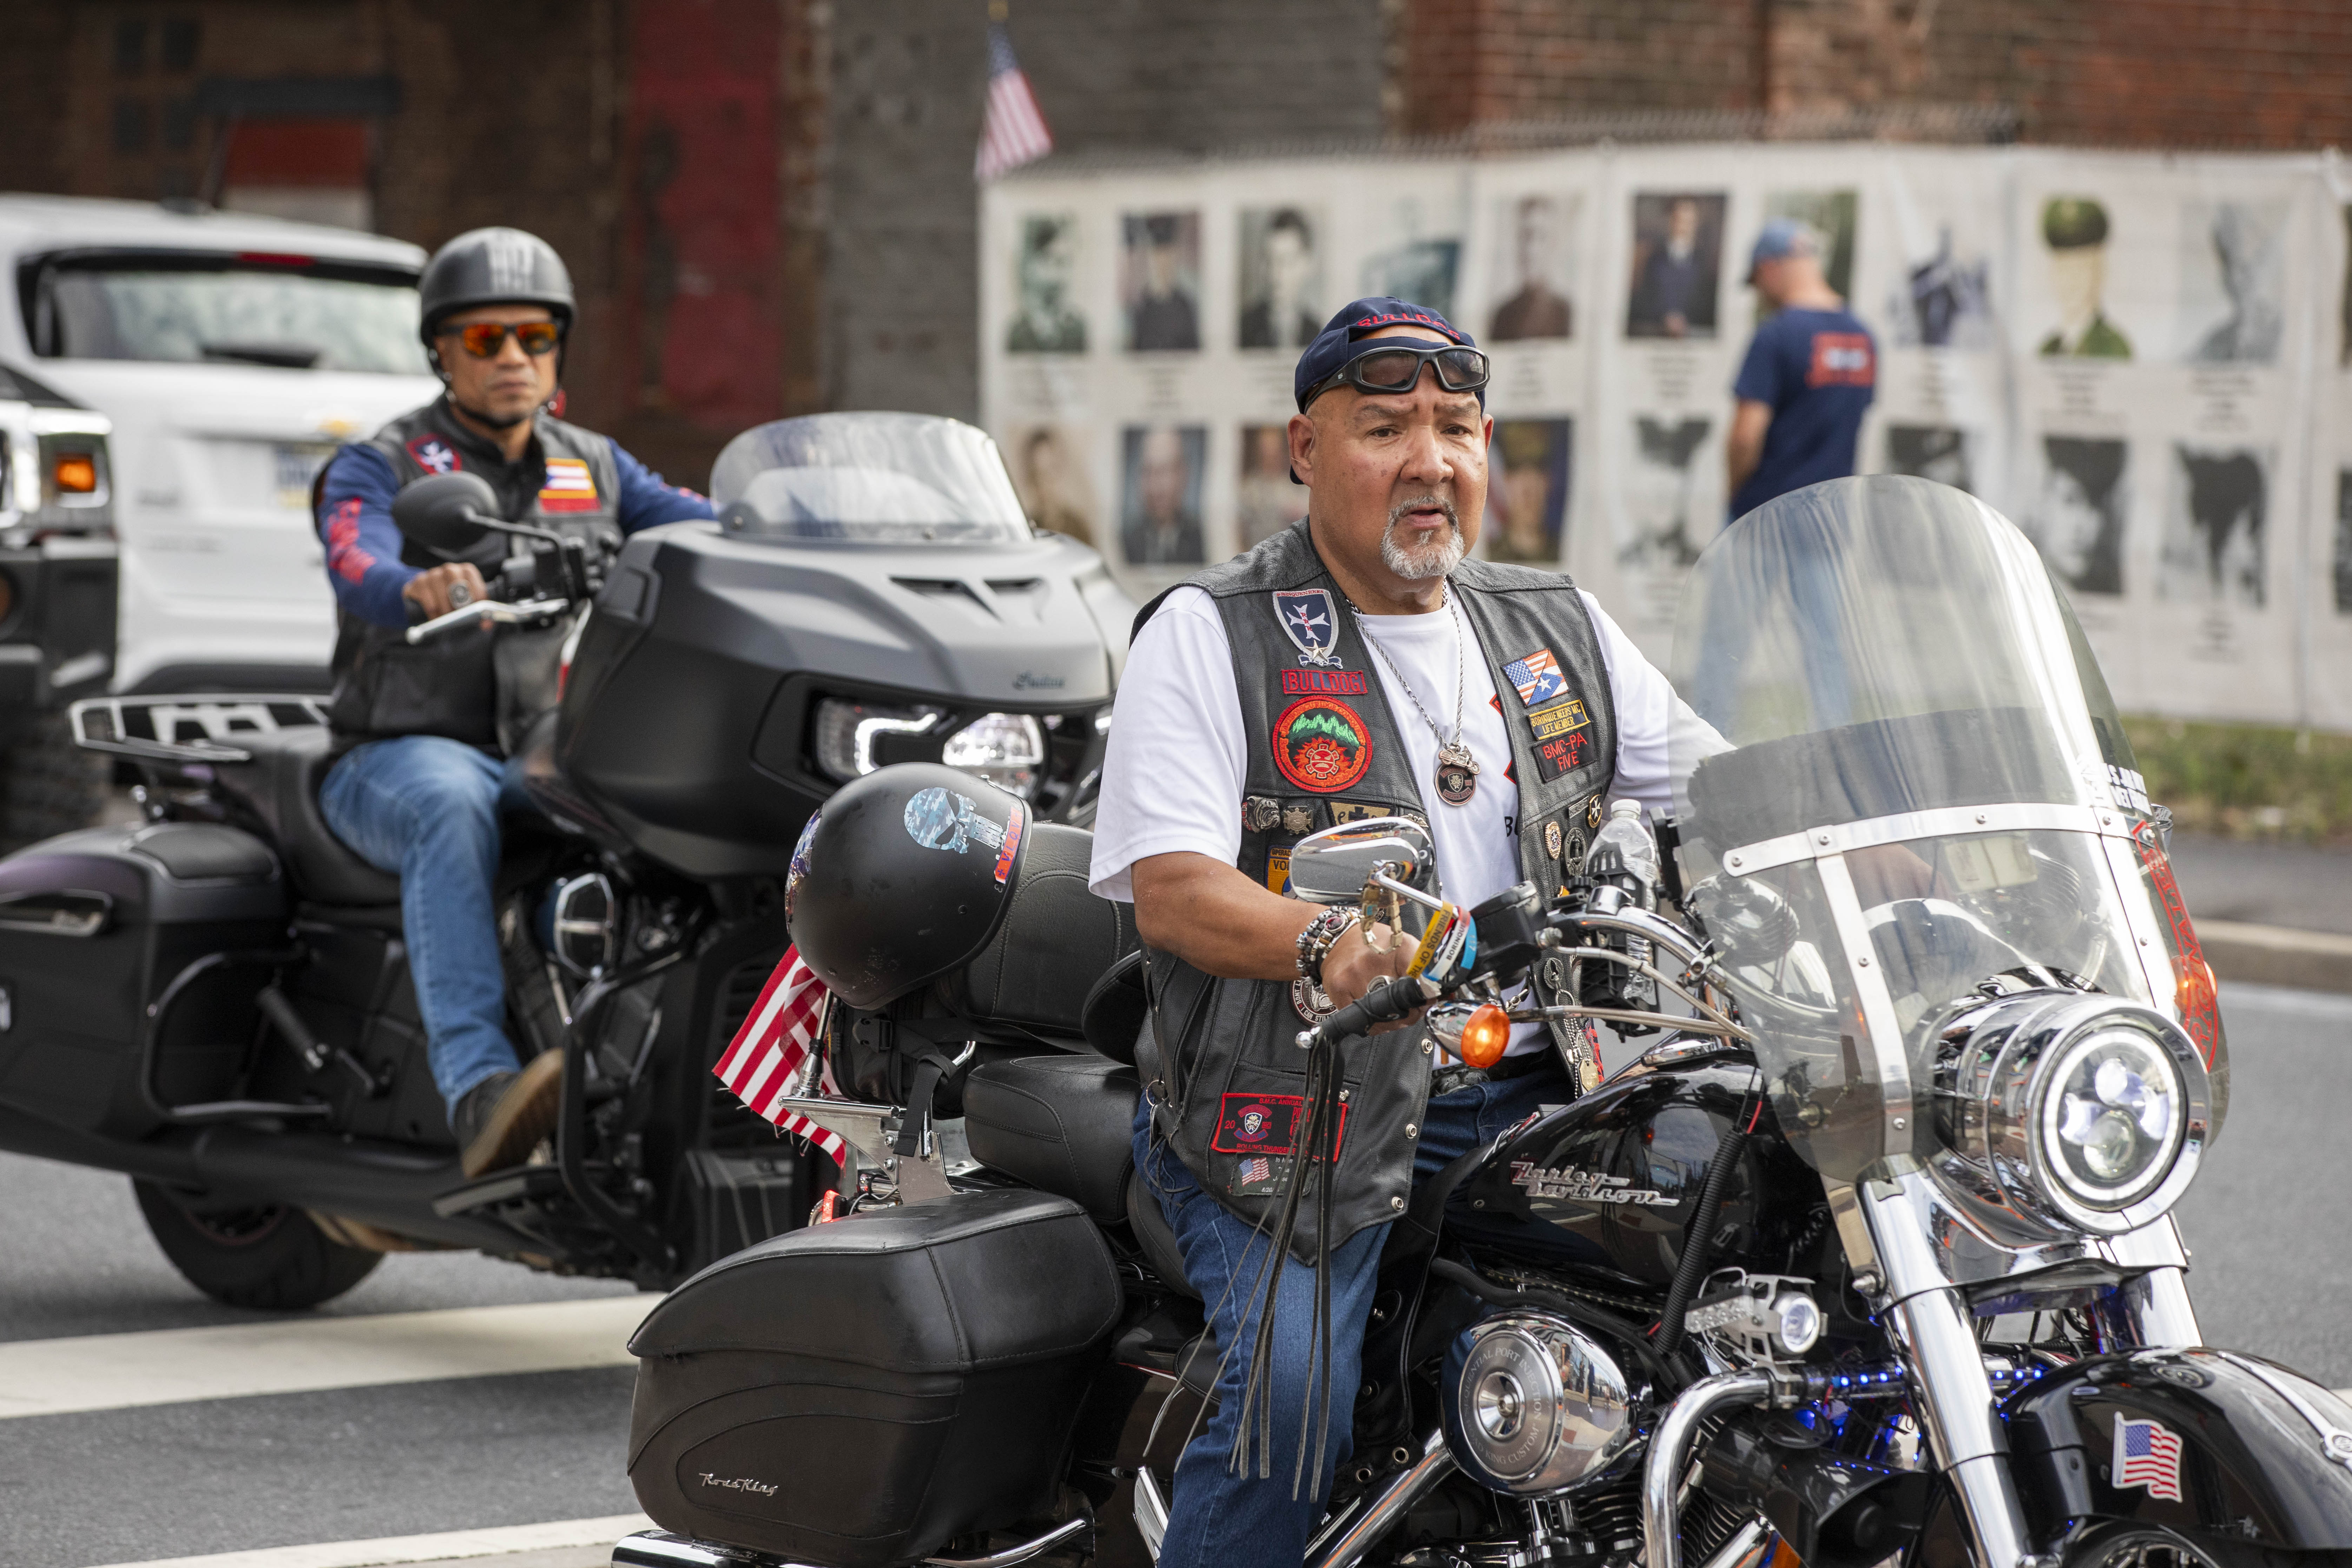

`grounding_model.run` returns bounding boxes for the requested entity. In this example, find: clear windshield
[1669,477,2227,1180]
[710,413,1033,546]
[27,255,427,373]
